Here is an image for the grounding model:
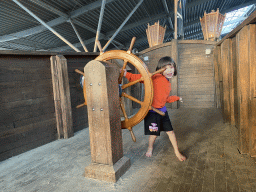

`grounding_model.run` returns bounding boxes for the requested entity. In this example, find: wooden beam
[50,55,74,139]
[249,24,256,157]
[221,39,231,123]
[236,26,251,154]
[213,46,221,108]
[174,0,178,39]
